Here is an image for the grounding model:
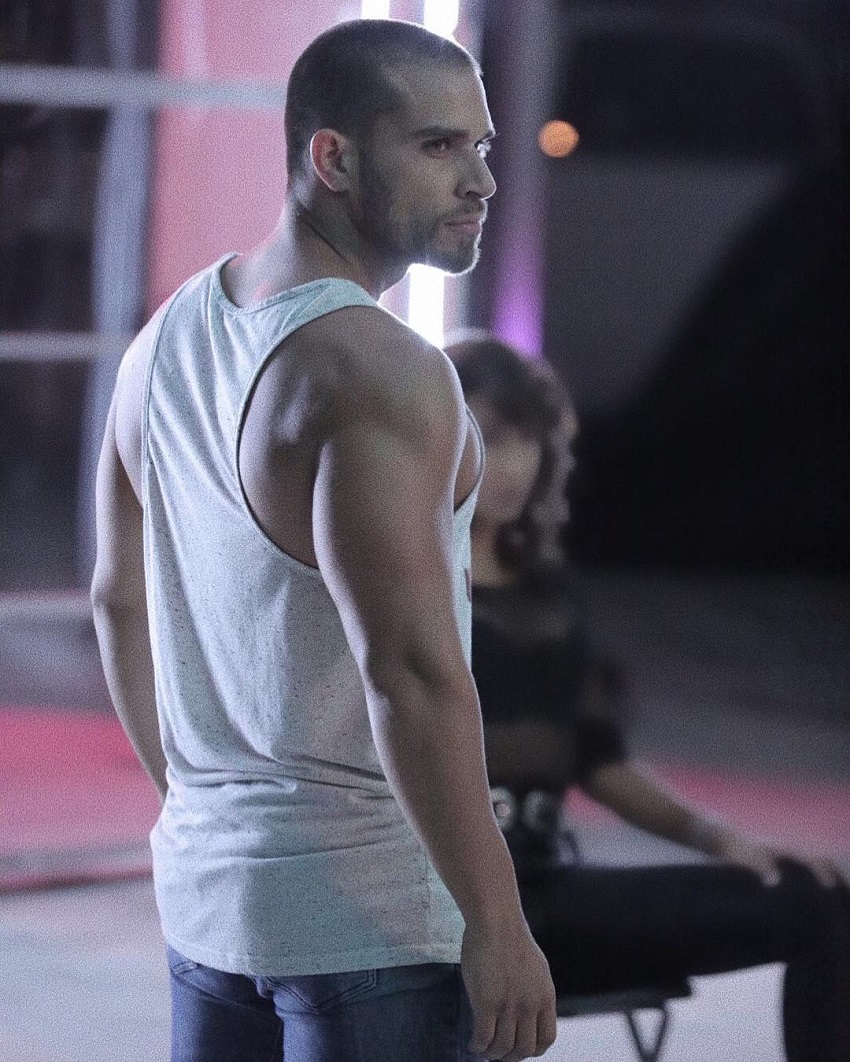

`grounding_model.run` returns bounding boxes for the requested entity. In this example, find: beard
[357,150,483,275]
